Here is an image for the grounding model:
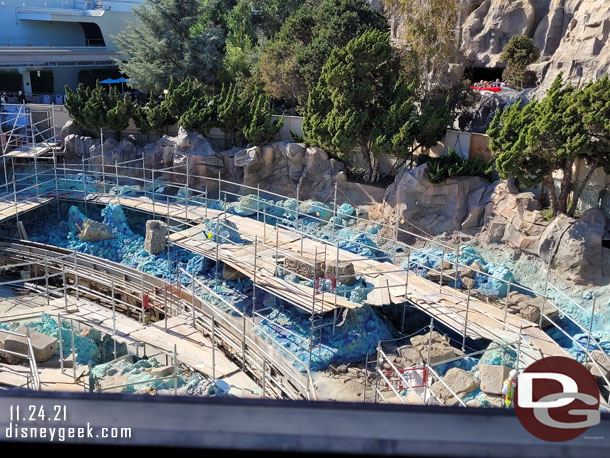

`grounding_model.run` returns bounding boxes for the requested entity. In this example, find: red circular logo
[514,356,601,442]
